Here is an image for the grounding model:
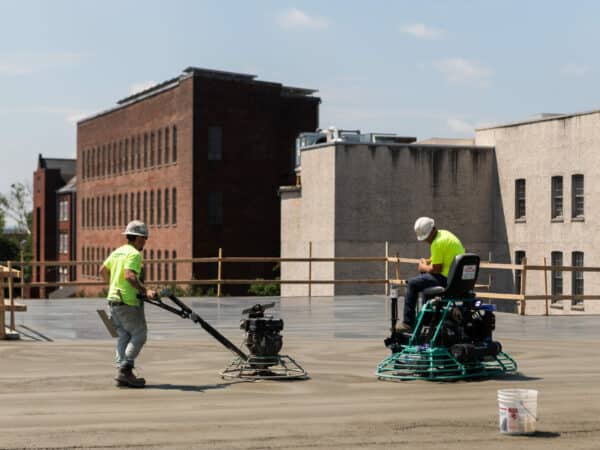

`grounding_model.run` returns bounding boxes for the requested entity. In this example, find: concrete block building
[77,67,319,293]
